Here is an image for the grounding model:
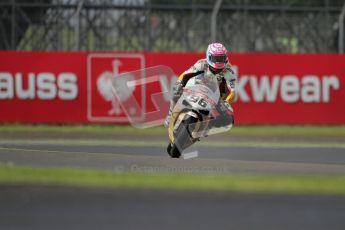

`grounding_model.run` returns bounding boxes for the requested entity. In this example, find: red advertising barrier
[0,52,86,123]
[232,53,345,124]
[0,51,344,124]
